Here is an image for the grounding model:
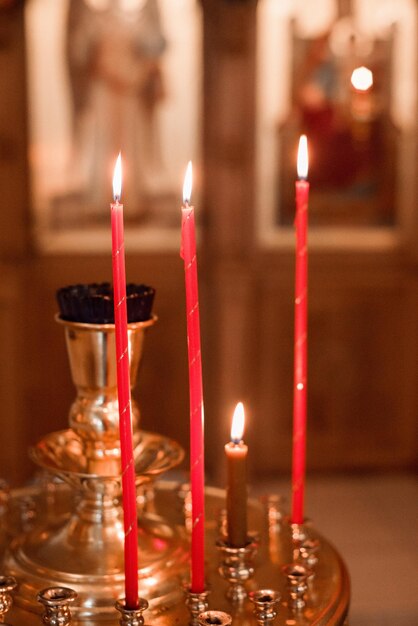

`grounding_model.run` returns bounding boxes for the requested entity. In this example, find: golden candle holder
[37,587,77,626]
[115,597,148,626]
[249,589,281,626]
[198,611,232,626]
[0,310,350,625]
[3,317,189,620]
[0,575,17,622]
[184,586,211,626]
[216,534,259,604]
